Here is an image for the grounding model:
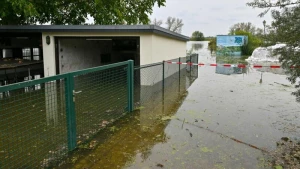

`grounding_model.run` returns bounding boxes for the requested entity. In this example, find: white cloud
[150,0,273,36]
